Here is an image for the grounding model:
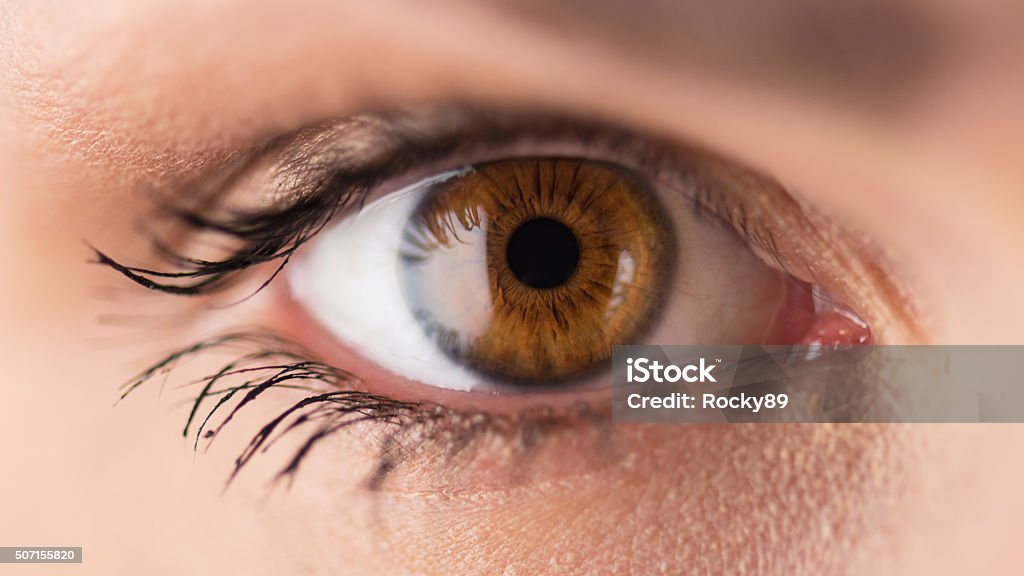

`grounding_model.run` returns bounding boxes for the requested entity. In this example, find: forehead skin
[1,1,1024,575]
